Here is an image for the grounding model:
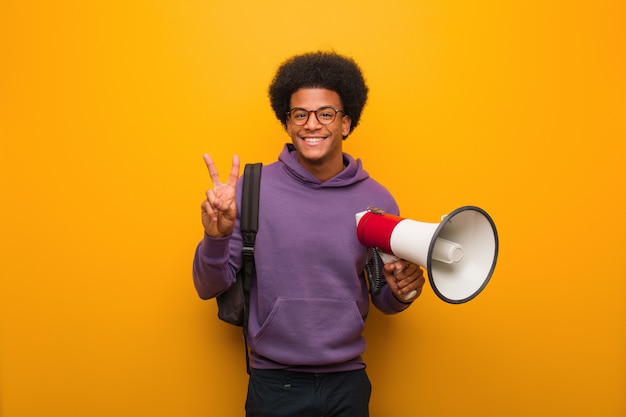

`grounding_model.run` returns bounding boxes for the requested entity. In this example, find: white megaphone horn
[355,206,499,304]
